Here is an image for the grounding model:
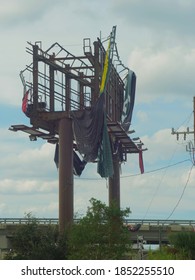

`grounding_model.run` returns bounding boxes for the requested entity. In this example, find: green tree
[169,231,195,259]
[5,213,67,260]
[148,231,195,260]
[67,198,131,259]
